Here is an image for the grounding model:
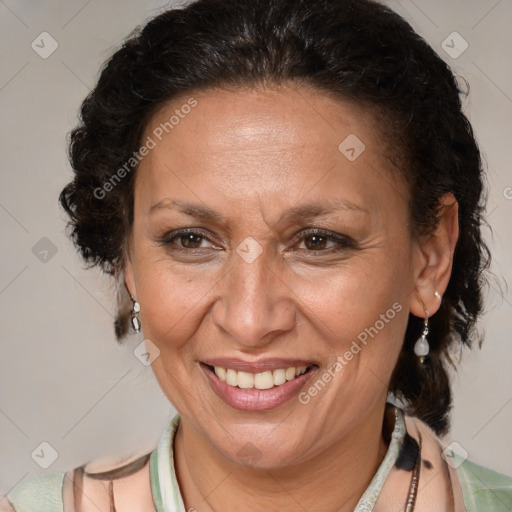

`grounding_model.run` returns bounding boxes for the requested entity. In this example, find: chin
[198,414,319,470]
